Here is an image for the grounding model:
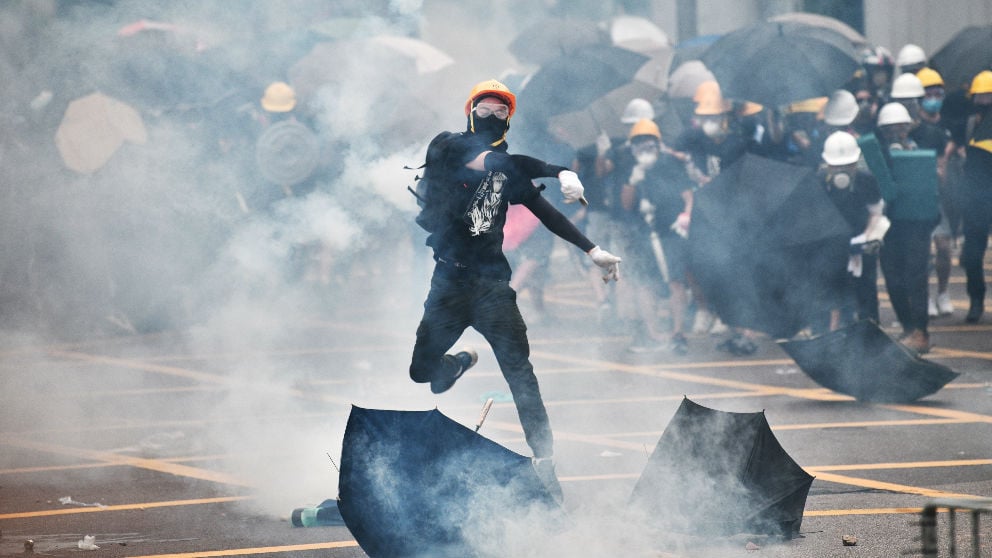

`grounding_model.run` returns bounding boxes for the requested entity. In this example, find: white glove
[558,170,585,204]
[588,245,621,283]
[638,198,655,218]
[671,212,690,239]
[596,131,612,156]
